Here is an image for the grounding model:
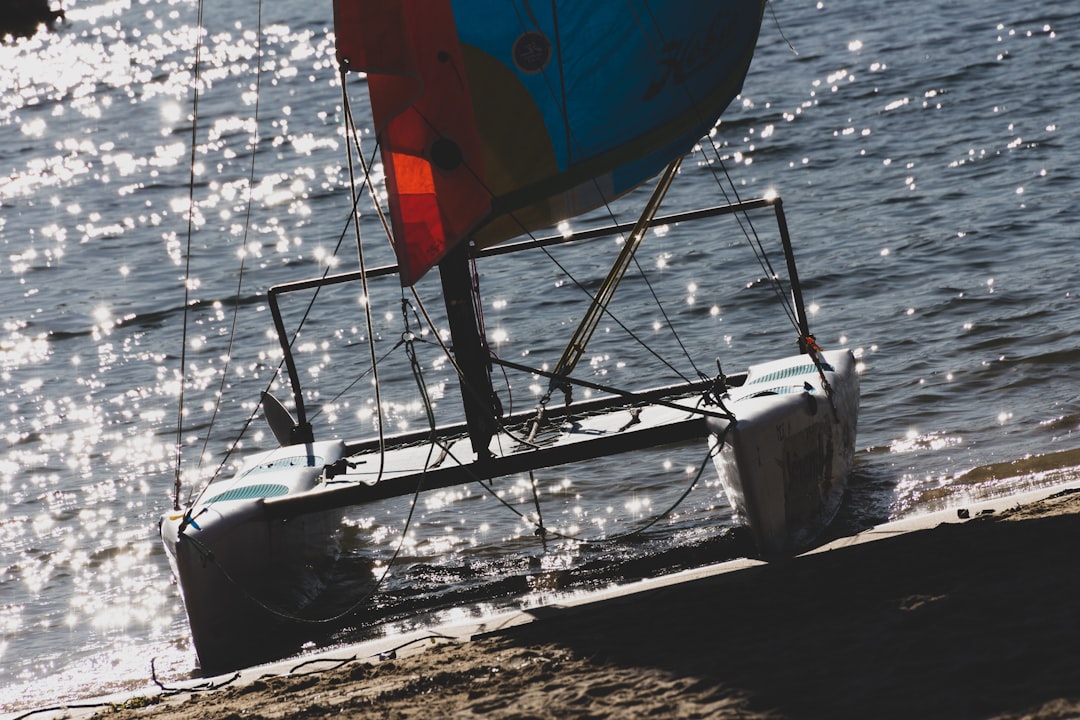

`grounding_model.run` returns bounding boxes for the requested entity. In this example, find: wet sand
[89,489,1080,719]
